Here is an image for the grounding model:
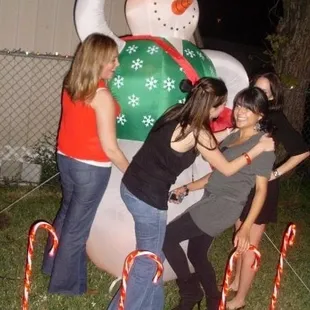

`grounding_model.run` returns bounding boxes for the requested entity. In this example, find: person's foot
[226,298,245,309]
